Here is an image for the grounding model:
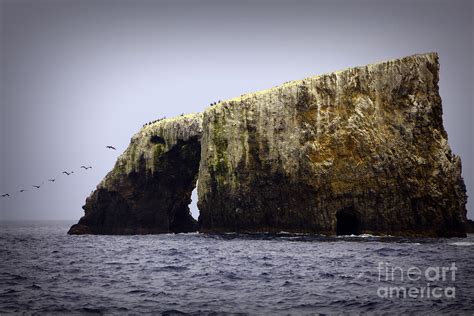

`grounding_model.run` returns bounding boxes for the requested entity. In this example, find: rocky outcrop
[68,114,203,234]
[197,52,467,237]
[69,52,468,237]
